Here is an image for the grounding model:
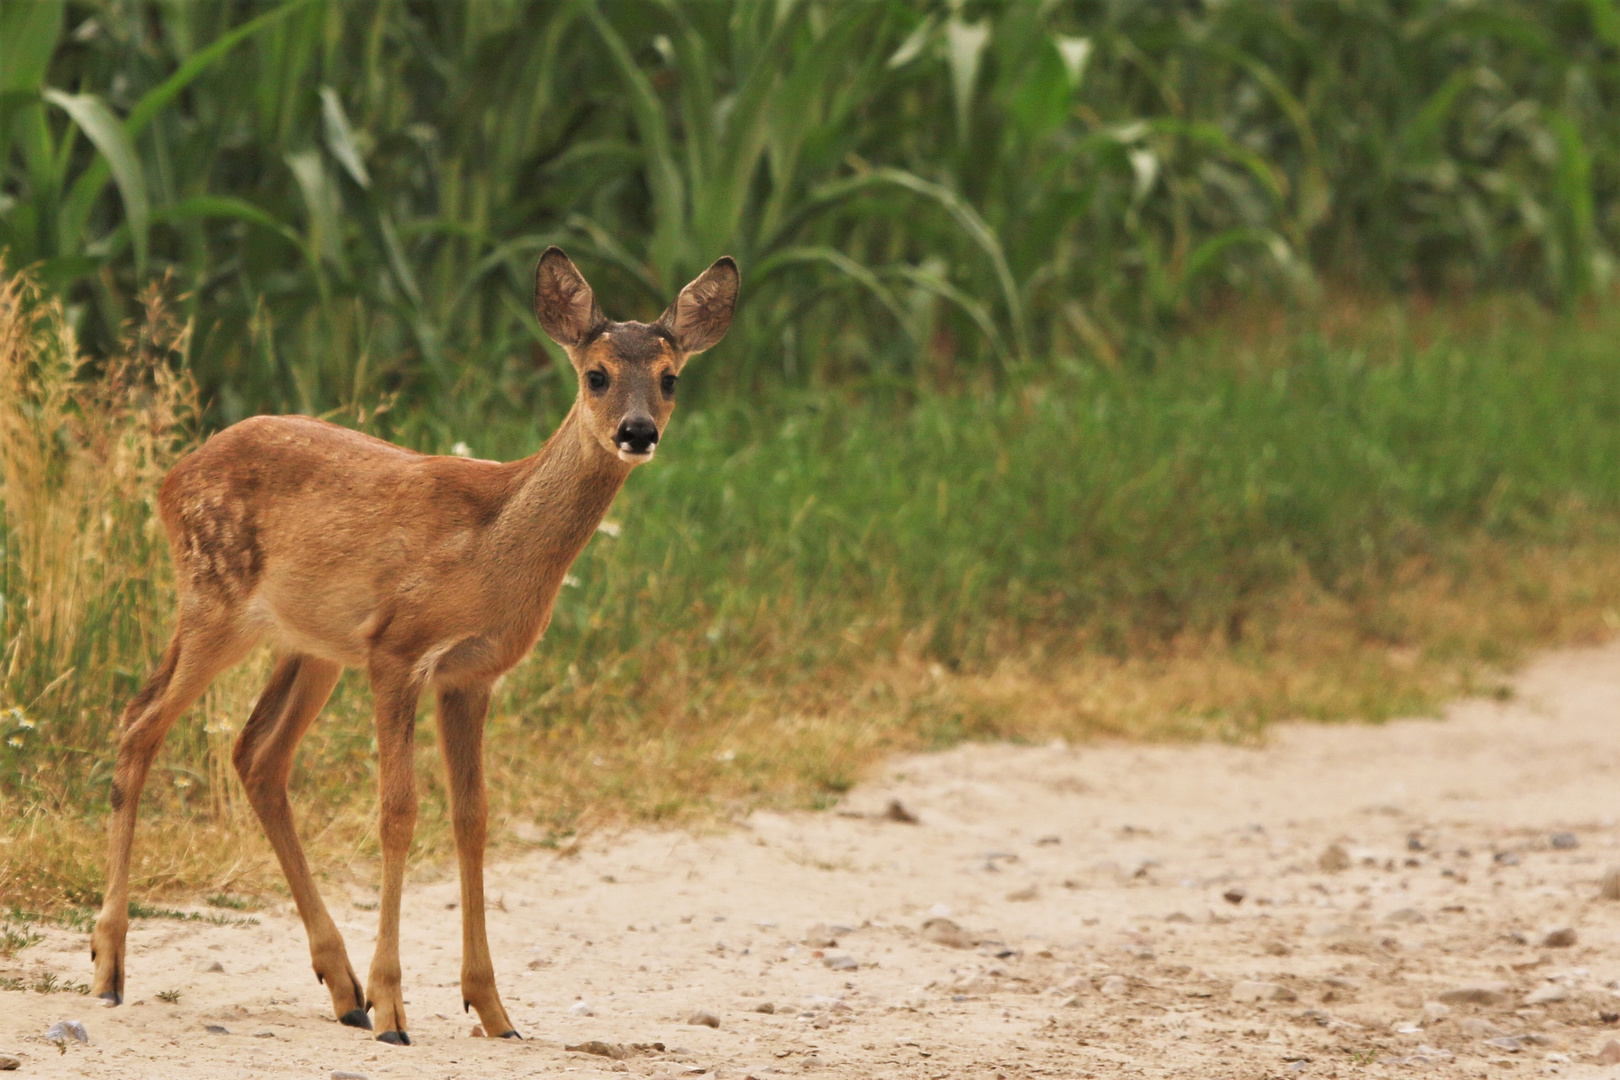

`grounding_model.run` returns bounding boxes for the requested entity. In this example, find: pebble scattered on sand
[197,960,225,973]
[330,1071,369,1080]
[1541,926,1577,947]
[570,1000,595,1017]
[203,1023,229,1035]
[920,917,974,949]
[1602,867,1620,900]
[1596,1039,1620,1064]
[687,1010,720,1028]
[1319,843,1350,872]
[1098,975,1129,997]
[1231,980,1296,1003]
[1550,831,1578,849]
[1439,985,1507,1006]
[802,924,838,948]
[752,1002,775,1014]
[1222,887,1247,905]
[1523,983,1570,1005]
[0,1052,19,1071]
